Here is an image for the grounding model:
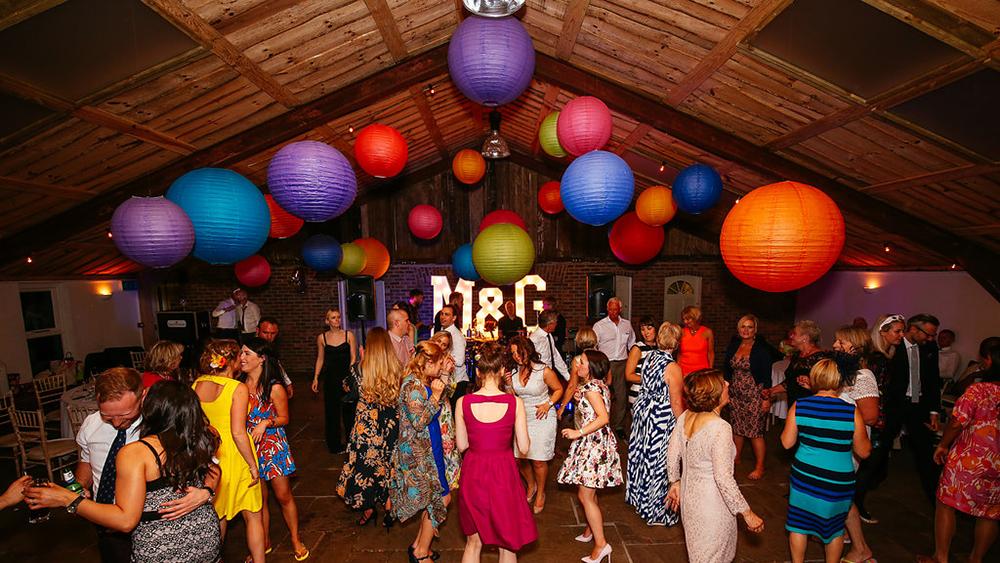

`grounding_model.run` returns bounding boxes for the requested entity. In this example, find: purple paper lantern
[111,196,194,268]
[267,141,357,222]
[448,15,535,107]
